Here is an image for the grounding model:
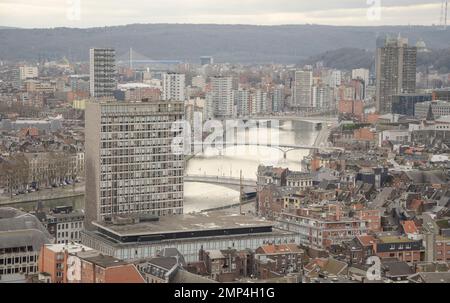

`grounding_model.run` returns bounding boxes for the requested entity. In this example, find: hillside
[1,24,450,63]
